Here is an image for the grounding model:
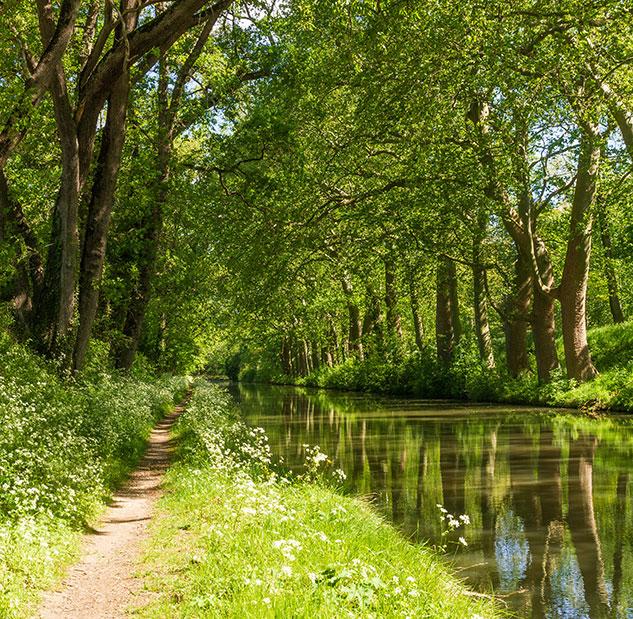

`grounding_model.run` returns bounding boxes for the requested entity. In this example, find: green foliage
[587,321,633,372]
[243,322,633,413]
[0,330,188,617]
[224,352,242,382]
